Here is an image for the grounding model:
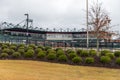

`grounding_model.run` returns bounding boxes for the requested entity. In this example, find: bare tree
[88,1,111,52]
